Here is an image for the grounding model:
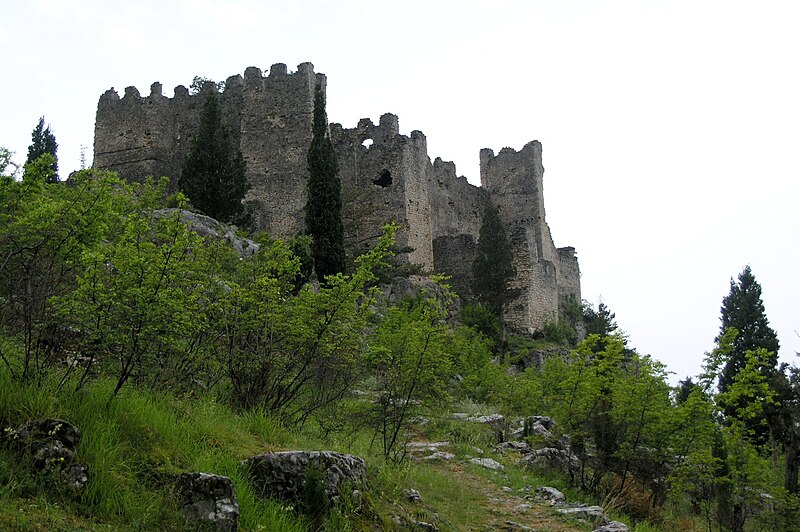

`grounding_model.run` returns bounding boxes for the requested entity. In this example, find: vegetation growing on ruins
[306,82,346,280]
[179,89,247,225]
[1,151,799,530]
